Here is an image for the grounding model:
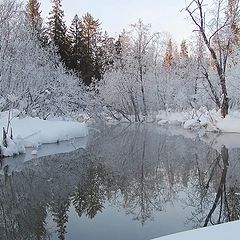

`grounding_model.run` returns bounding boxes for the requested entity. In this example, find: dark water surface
[1,124,240,240]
